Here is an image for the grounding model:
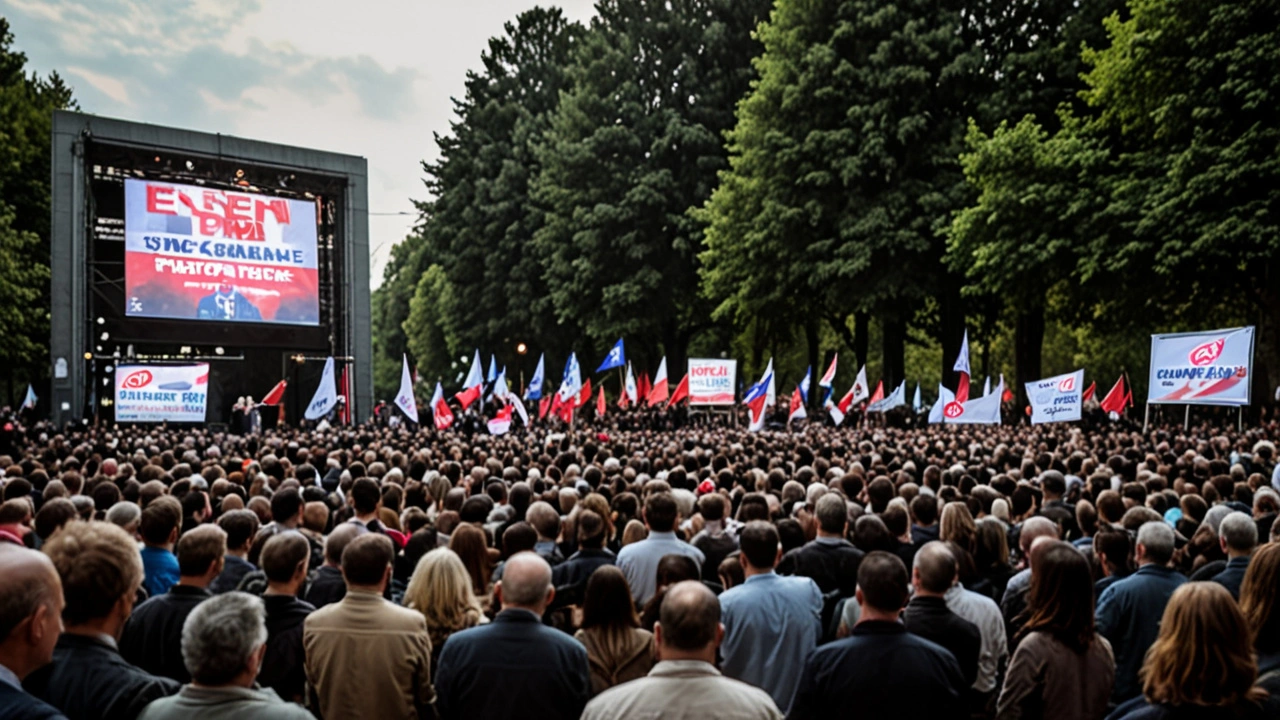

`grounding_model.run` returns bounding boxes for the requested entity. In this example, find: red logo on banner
[121,370,153,389]
[1057,376,1076,393]
[1189,338,1224,367]
[944,401,965,419]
